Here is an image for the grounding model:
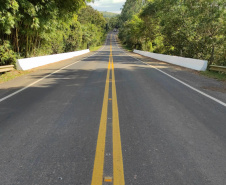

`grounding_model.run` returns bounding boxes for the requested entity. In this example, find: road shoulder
[126,50,226,105]
[0,52,93,100]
